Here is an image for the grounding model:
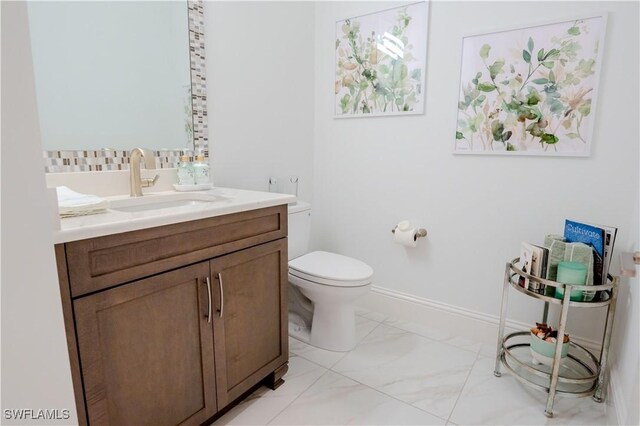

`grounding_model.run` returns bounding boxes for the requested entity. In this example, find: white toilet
[288,201,373,352]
